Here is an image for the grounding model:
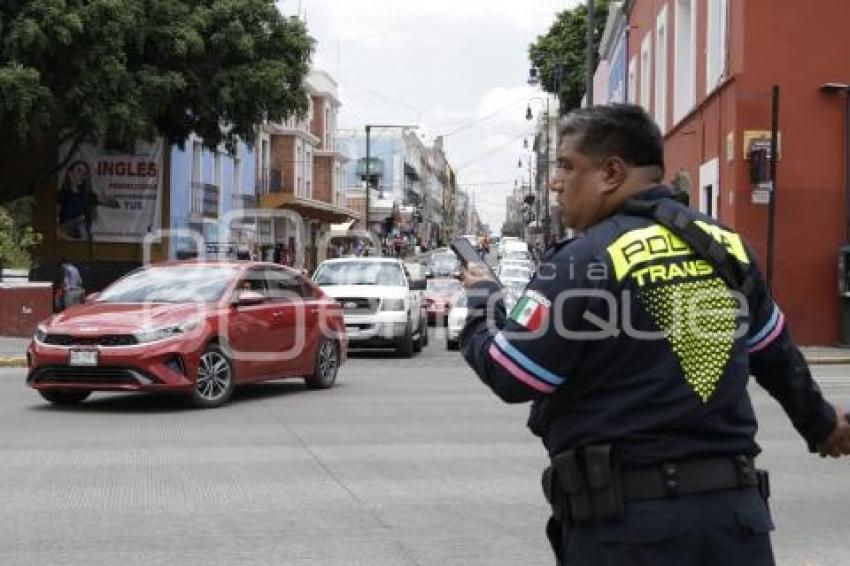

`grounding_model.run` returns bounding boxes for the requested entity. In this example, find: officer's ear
[598,156,628,195]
